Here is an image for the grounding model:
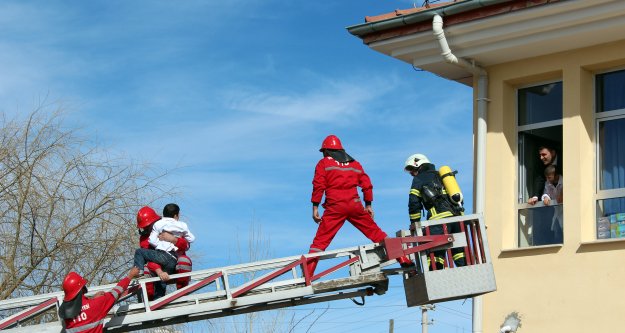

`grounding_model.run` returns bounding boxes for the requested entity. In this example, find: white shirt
[149,217,195,252]
[541,175,563,204]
